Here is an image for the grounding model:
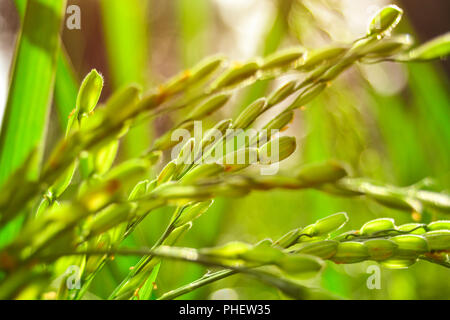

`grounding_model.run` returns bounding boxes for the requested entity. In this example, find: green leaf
[54,50,79,131]
[14,0,79,131]
[136,262,160,300]
[0,0,67,246]
[0,0,67,184]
